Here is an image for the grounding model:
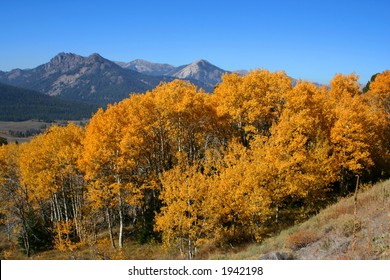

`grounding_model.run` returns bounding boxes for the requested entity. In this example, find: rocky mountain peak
[192,59,210,66]
[45,52,84,72]
[87,53,106,63]
[166,59,228,86]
